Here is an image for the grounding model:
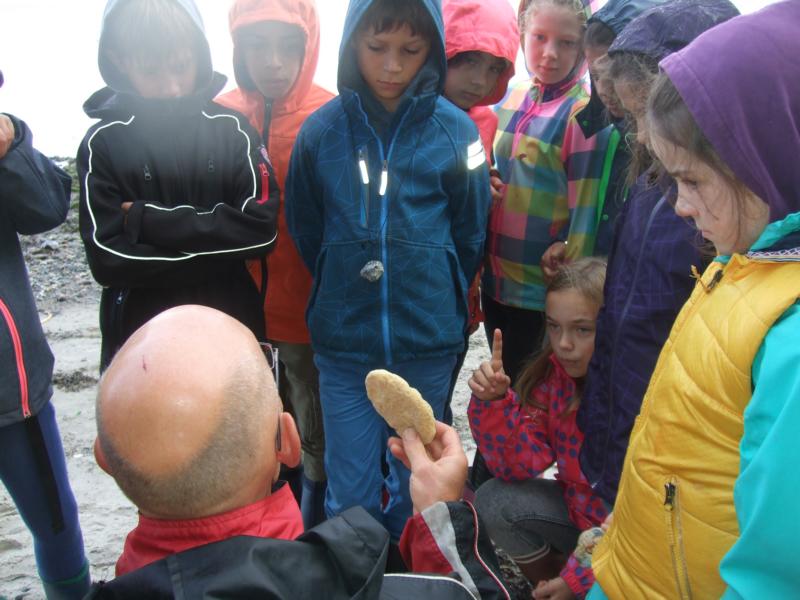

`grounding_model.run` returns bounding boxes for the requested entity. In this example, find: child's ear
[276,412,301,469]
[94,437,112,475]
